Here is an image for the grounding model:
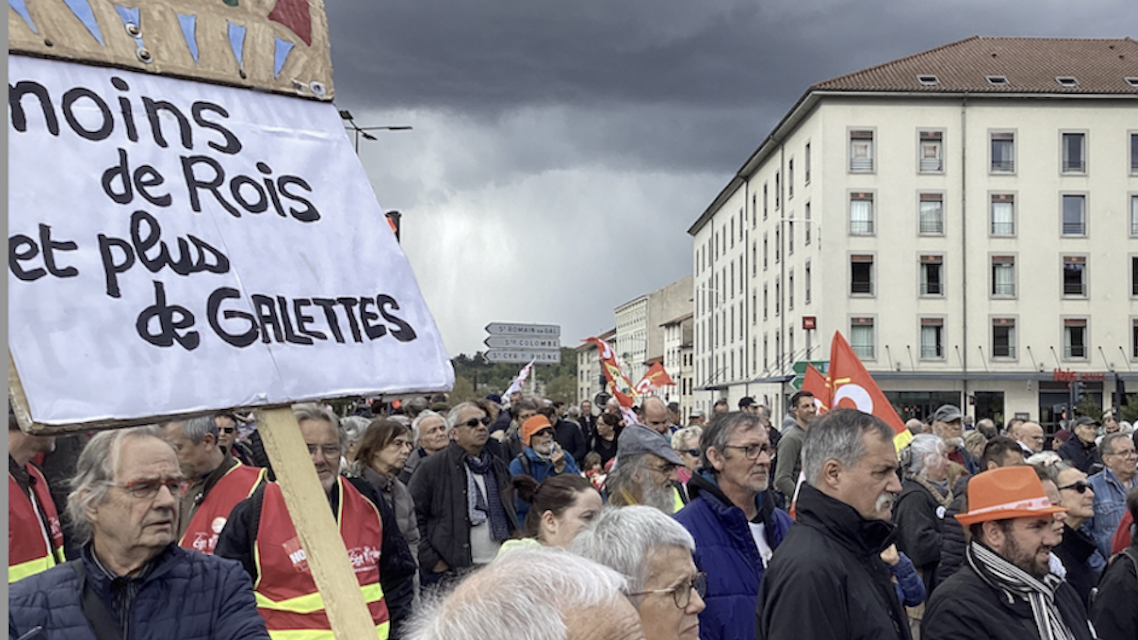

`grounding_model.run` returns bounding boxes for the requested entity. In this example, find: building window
[775,227,780,263]
[805,143,811,184]
[850,318,875,359]
[919,194,944,235]
[919,130,943,172]
[787,216,795,255]
[1061,133,1086,173]
[992,318,1016,358]
[1063,256,1087,297]
[992,256,1016,297]
[1132,257,1138,297]
[789,271,795,310]
[851,255,874,295]
[788,159,795,199]
[752,194,757,229]
[850,130,874,172]
[763,233,768,270]
[920,318,944,360]
[991,132,1015,173]
[775,172,781,210]
[1131,133,1138,173]
[805,261,812,304]
[920,255,943,296]
[1062,195,1086,236]
[763,285,768,320]
[805,202,812,244]
[850,193,874,235]
[763,183,768,219]
[1131,196,1138,236]
[775,279,780,316]
[1064,319,1087,359]
[1133,320,1138,359]
[991,194,1015,236]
